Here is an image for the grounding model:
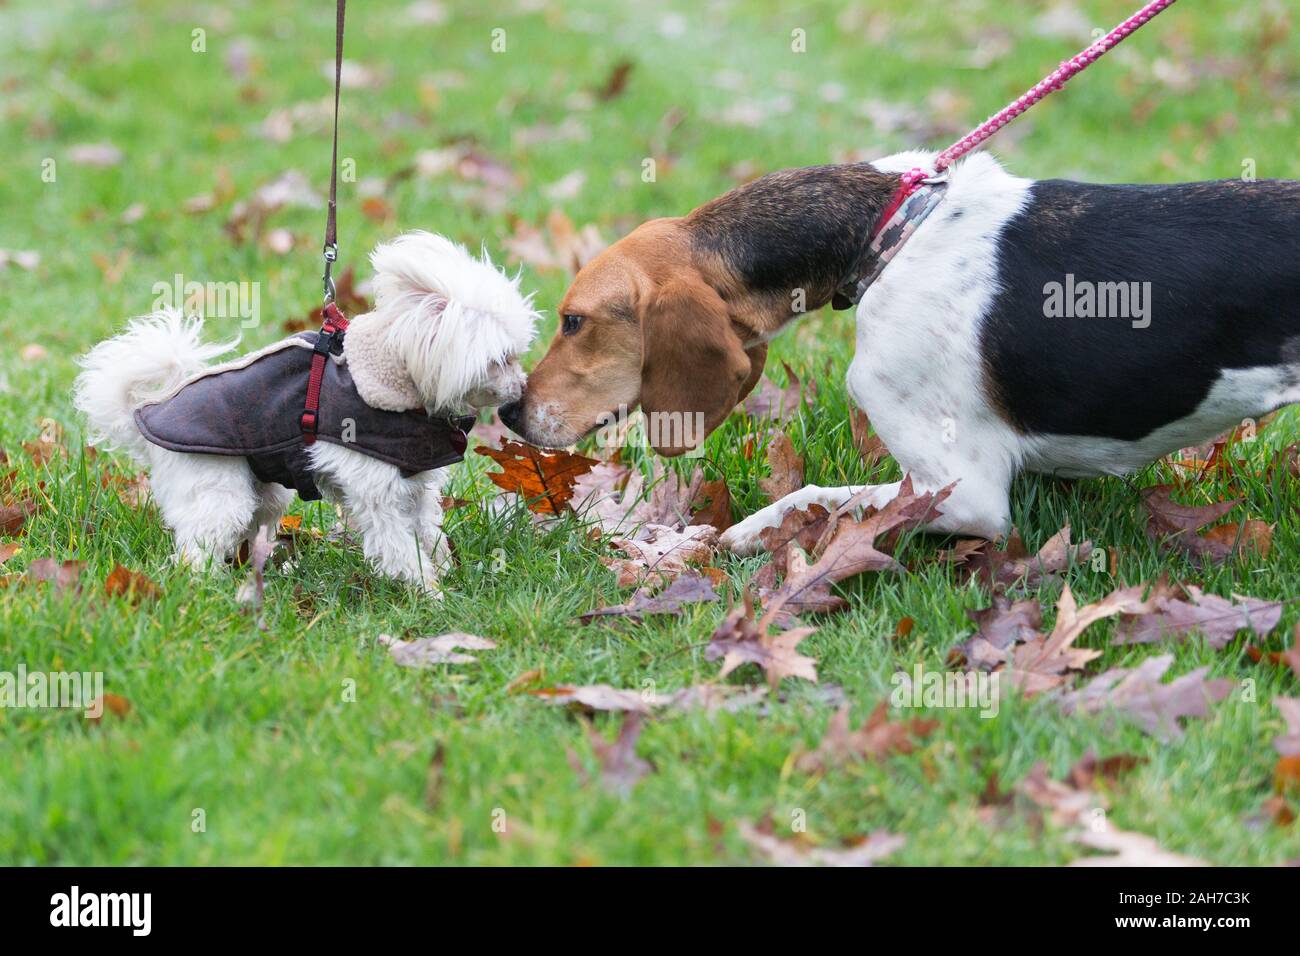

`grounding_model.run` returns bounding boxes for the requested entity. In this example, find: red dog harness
[301,301,349,444]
